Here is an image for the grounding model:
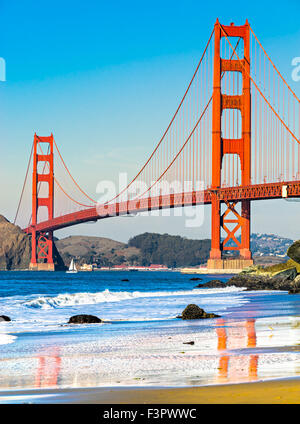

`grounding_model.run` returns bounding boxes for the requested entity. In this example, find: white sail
[69,259,74,271]
[72,260,77,271]
[67,258,78,273]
